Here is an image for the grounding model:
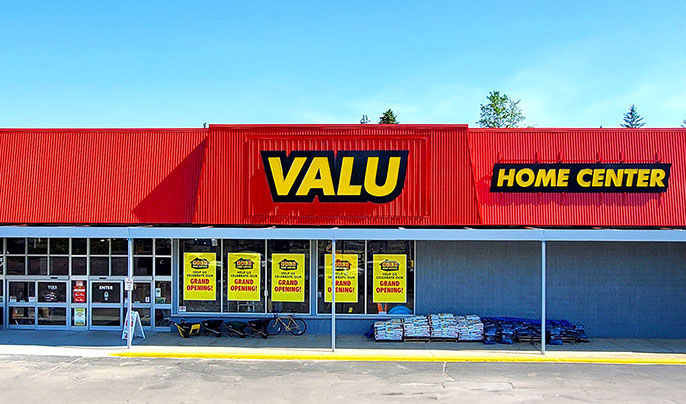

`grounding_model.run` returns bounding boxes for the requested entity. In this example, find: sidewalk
[1,330,685,364]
